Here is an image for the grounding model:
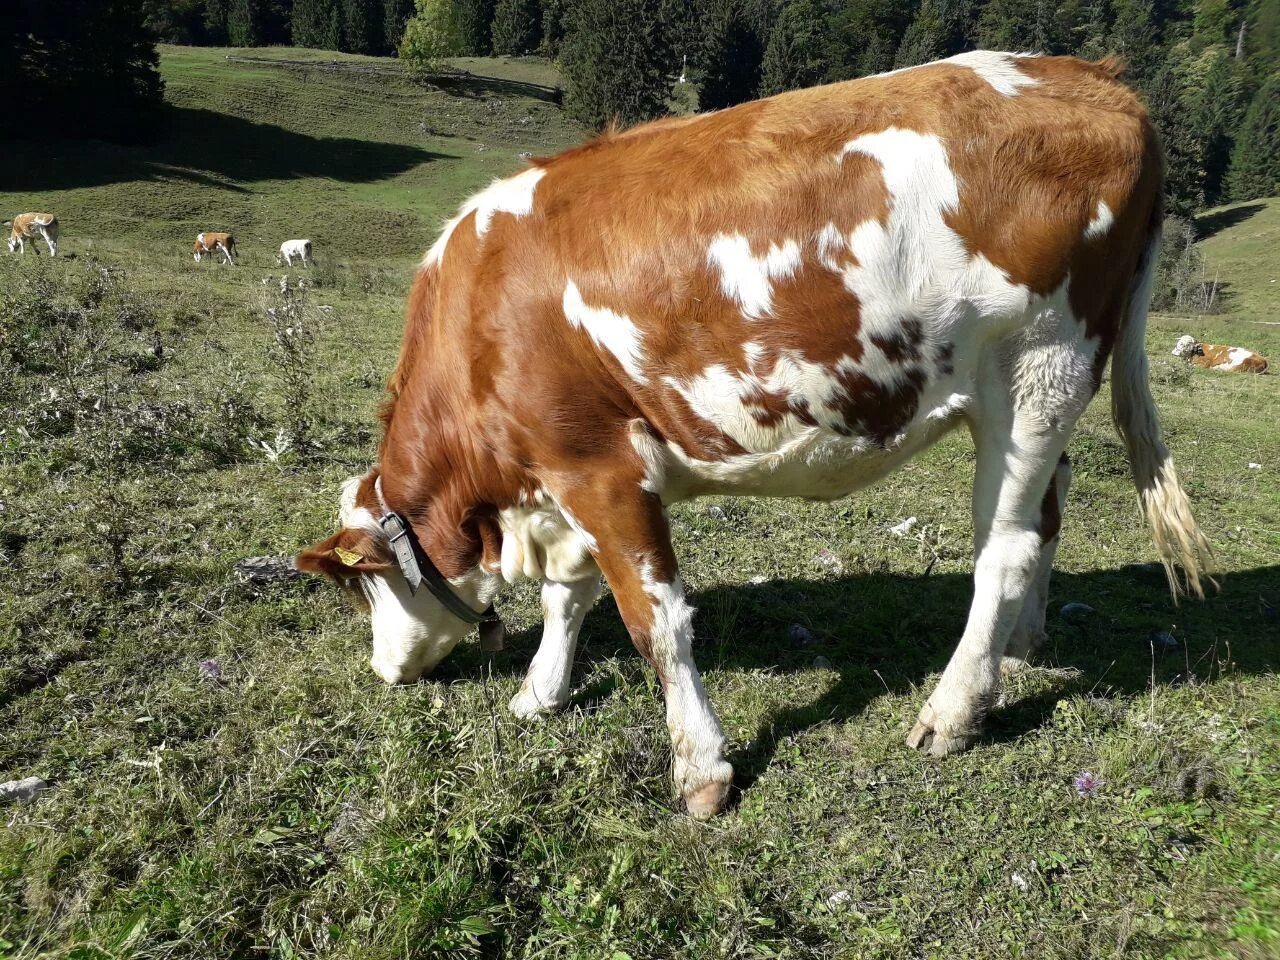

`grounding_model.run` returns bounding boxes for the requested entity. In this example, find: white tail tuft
[1110,218,1215,601]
